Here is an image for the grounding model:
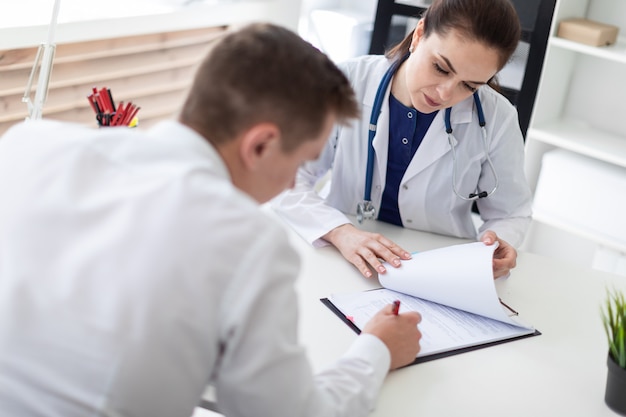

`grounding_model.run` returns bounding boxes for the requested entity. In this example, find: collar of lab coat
[405,95,475,178]
[147,120,231,182]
